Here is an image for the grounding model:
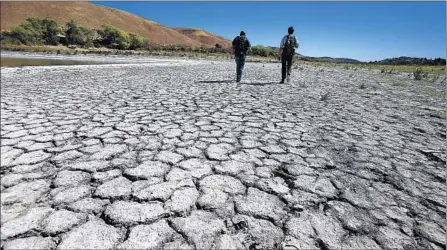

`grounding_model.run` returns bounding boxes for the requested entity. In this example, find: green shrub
[10,25,41,45]
[63,21,100,48]
[99,24,147,50]
[65,20,85,45]
[129,33,144,50]
[413,68,423,80]
[41,19,62,45]
[0,35,22,46]
[8,18,63,46]
[392,82,406,87]
[250,45,277,57]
